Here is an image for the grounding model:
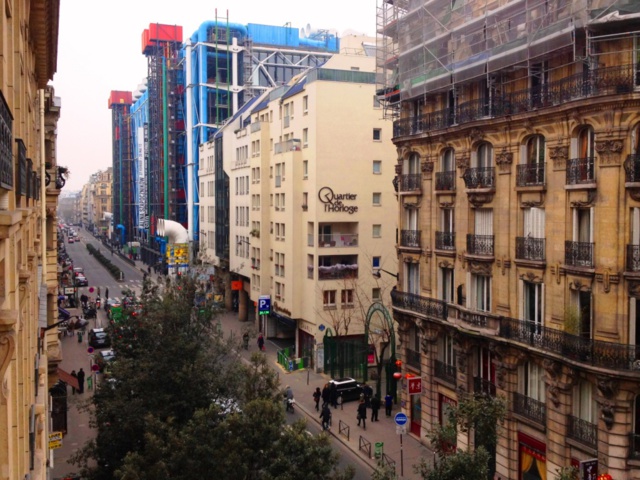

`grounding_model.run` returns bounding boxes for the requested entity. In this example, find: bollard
[375,442,384,460]
[77,331,83,343]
